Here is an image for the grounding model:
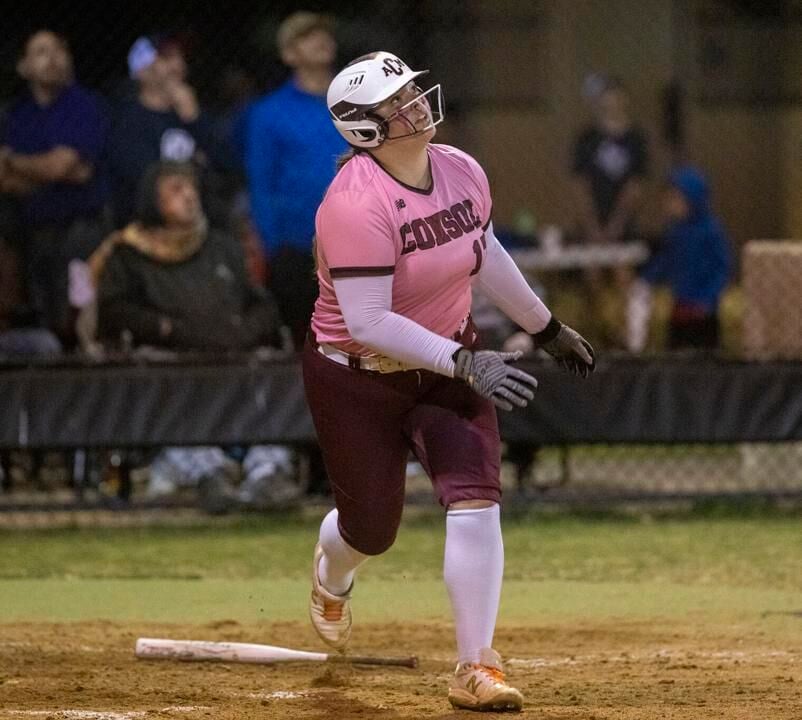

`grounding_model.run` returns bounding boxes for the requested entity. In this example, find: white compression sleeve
[318,508,369,596]
[475,223,553,333]
[333,274,462,376]
[444,504,504,664]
